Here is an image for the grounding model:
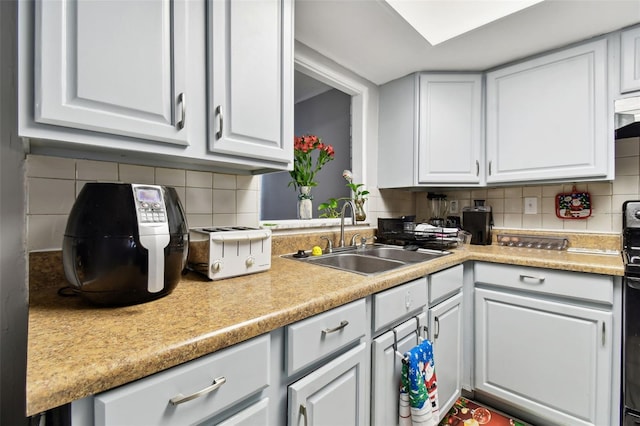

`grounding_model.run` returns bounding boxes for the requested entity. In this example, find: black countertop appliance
[62,183,188,306]
[462,201,493,245]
